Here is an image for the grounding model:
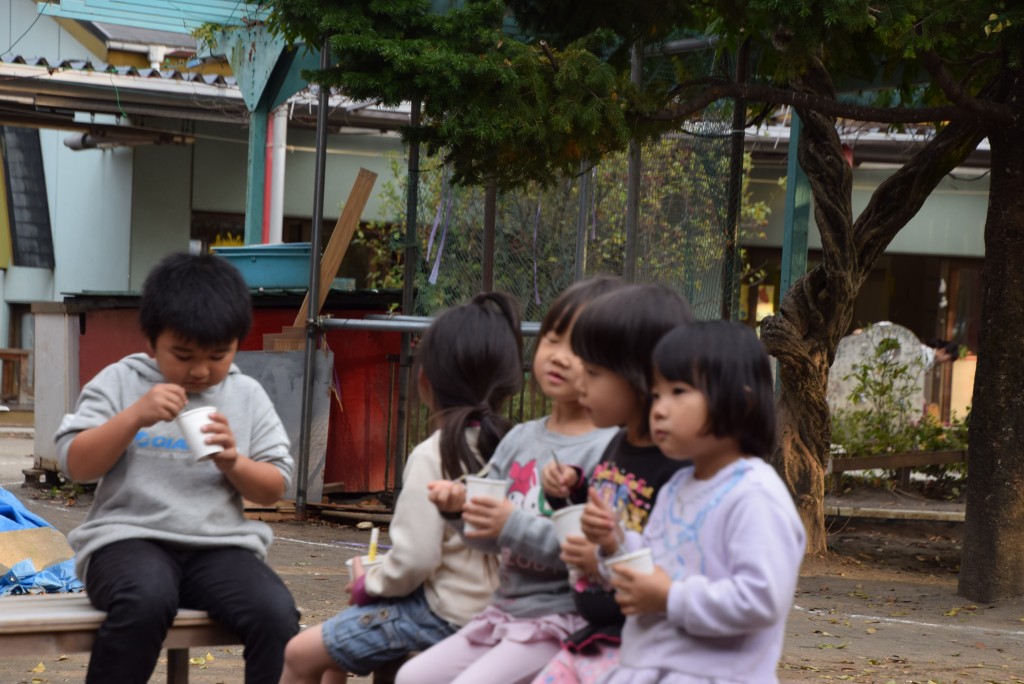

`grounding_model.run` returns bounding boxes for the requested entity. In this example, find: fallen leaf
[865,627,877,634]
[30,663,45,673]
[205,652,215,661]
